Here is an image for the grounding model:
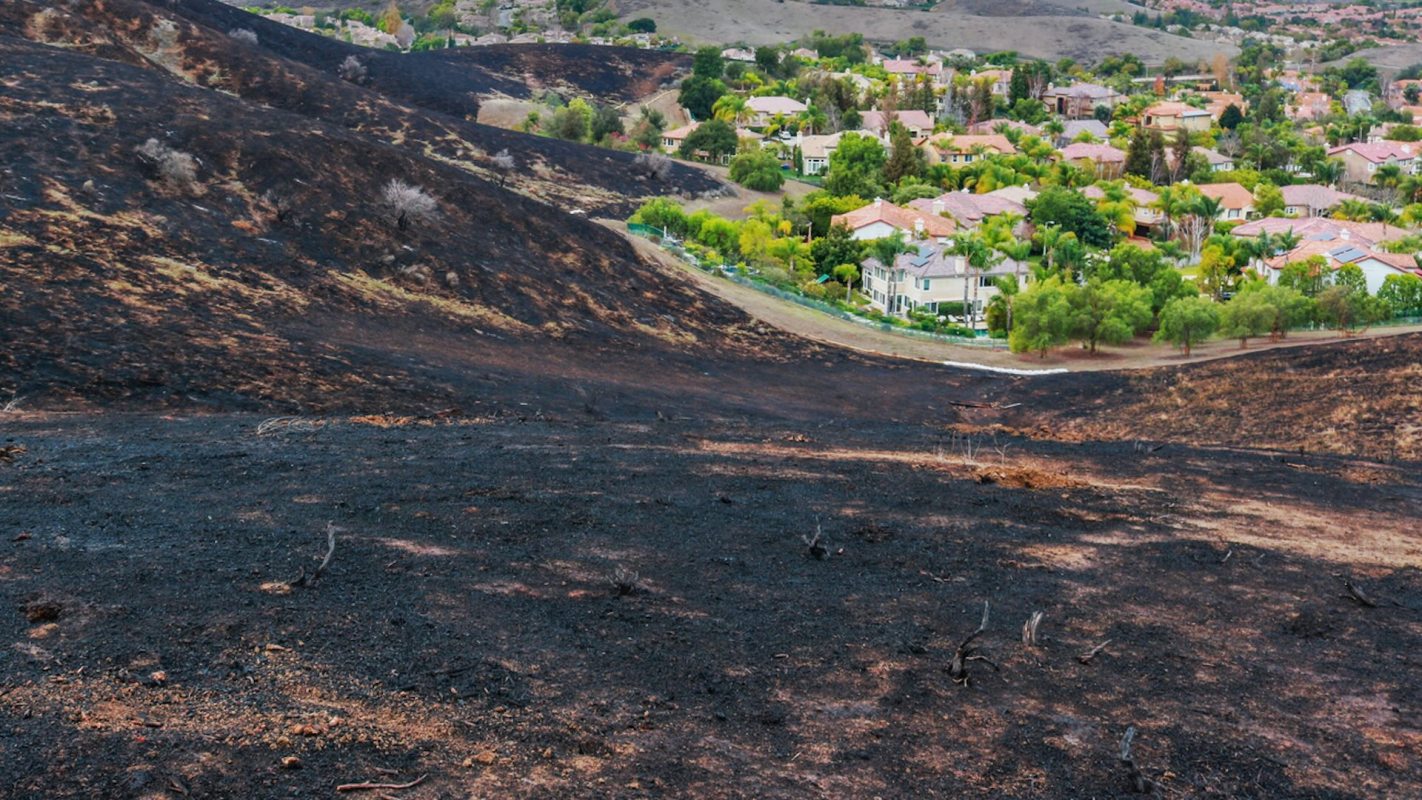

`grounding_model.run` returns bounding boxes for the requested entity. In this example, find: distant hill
[617,0,1235,65]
